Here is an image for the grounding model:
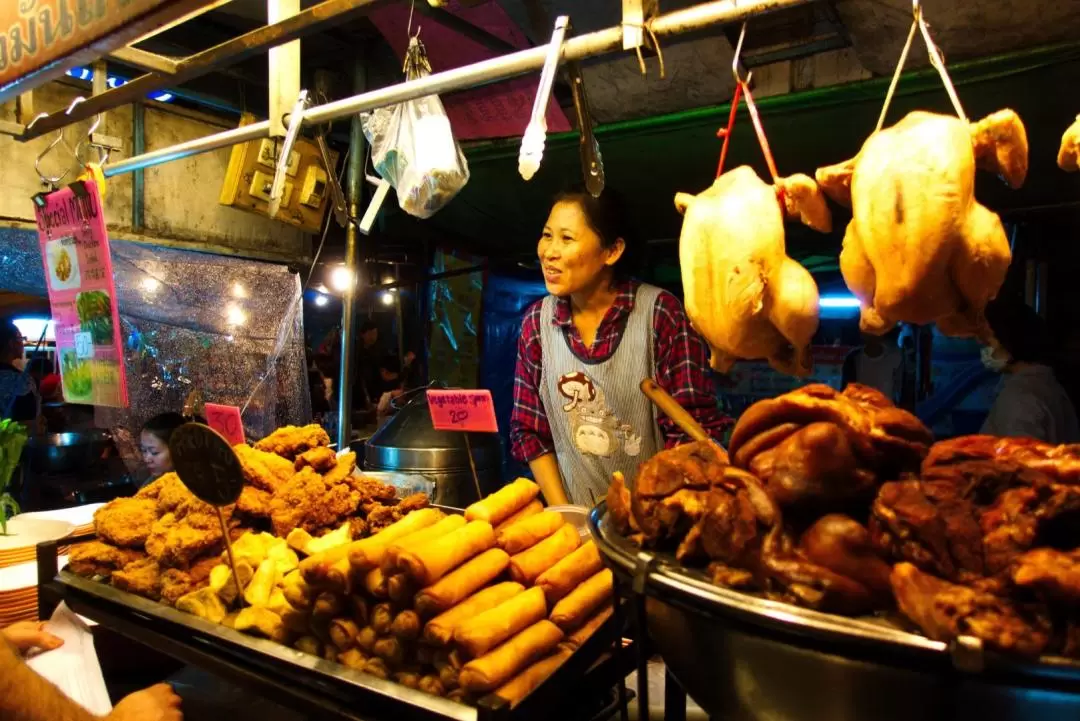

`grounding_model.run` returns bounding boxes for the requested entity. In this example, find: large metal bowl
[588,502,1080,721]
